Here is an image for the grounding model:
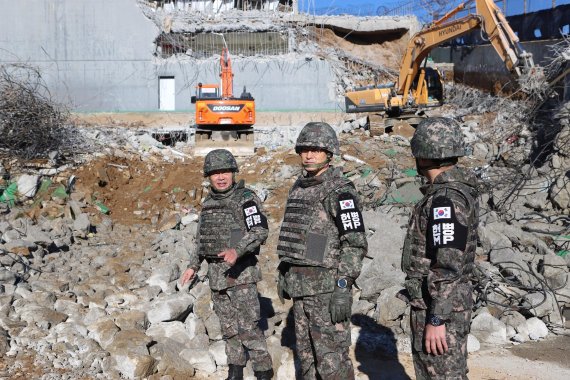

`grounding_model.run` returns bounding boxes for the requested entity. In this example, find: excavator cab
[411,67,444,107]
[191,83,220,103]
